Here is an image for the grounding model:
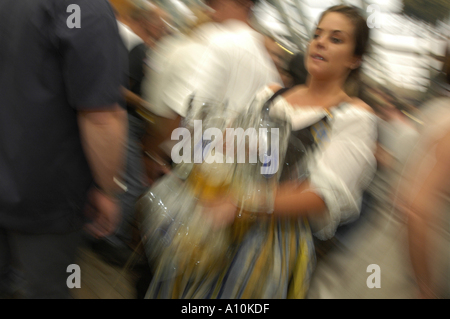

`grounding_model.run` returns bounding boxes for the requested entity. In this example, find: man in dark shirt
[89,3,170,266]
[0,0,127,298]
